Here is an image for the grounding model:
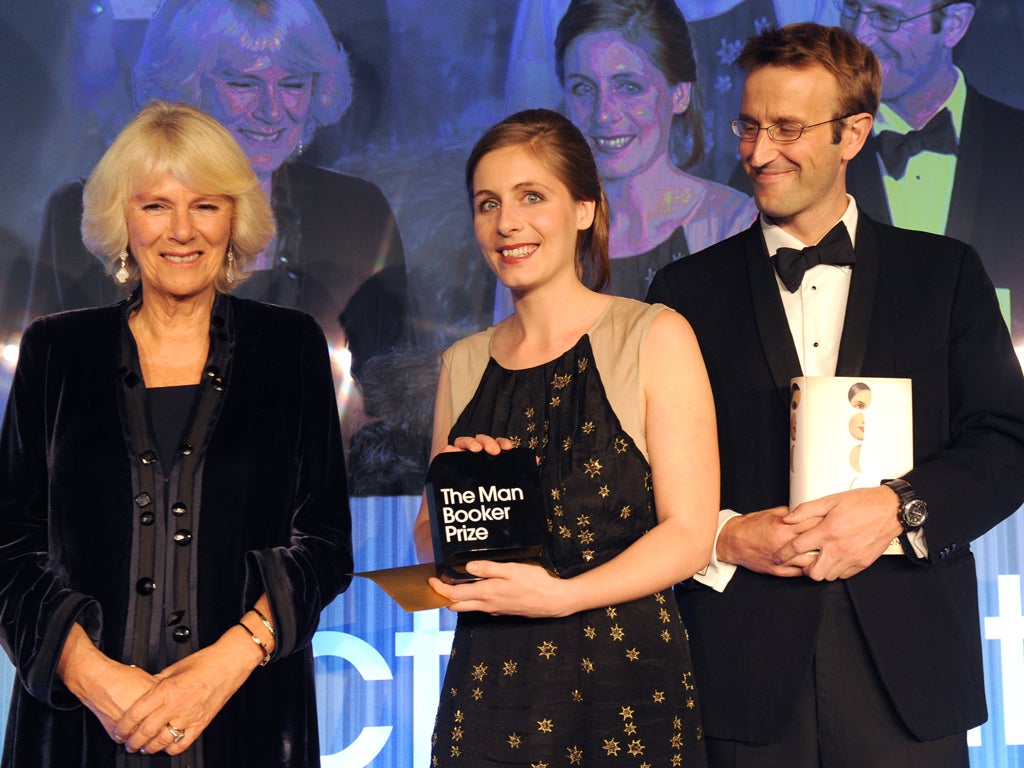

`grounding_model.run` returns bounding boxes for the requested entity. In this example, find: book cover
[790,376,913,508]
